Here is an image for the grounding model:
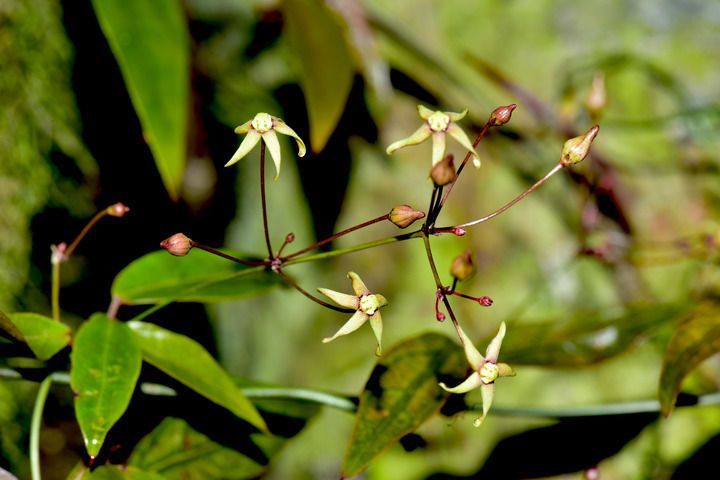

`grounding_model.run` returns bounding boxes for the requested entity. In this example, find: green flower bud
[560,125,600,166]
